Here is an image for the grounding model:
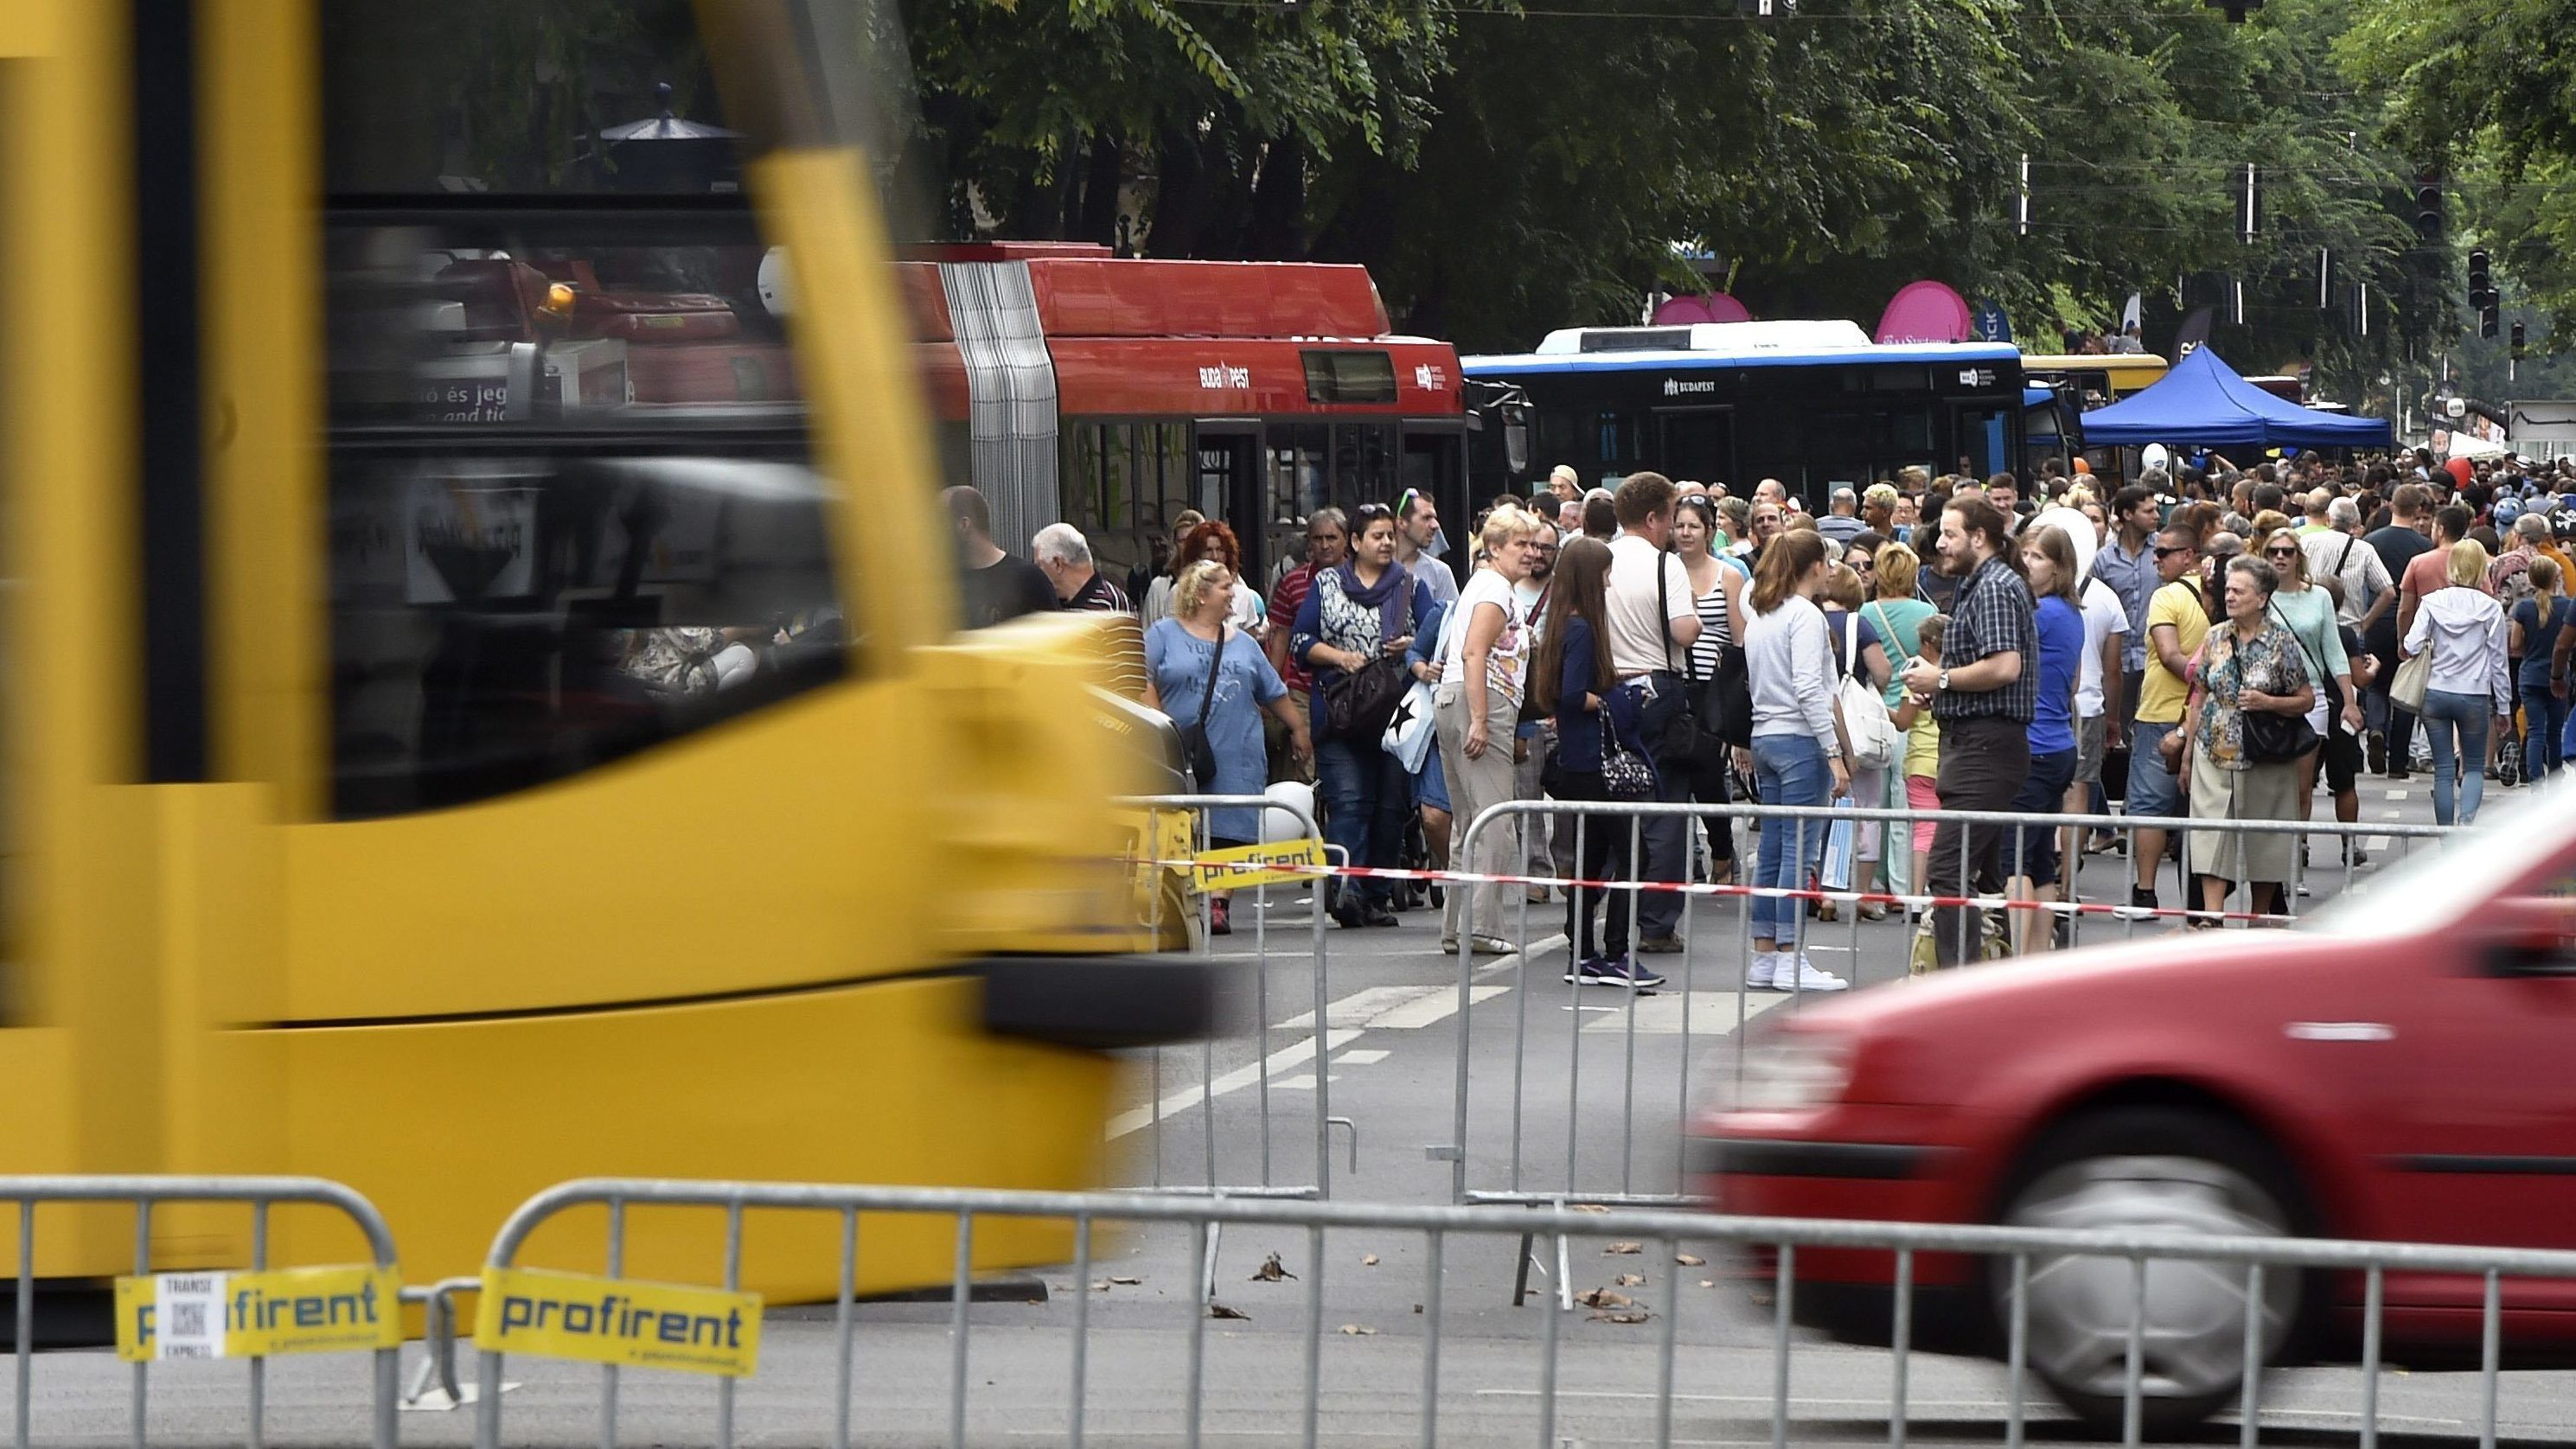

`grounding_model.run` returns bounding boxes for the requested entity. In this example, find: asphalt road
[13,777,2559,1446]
